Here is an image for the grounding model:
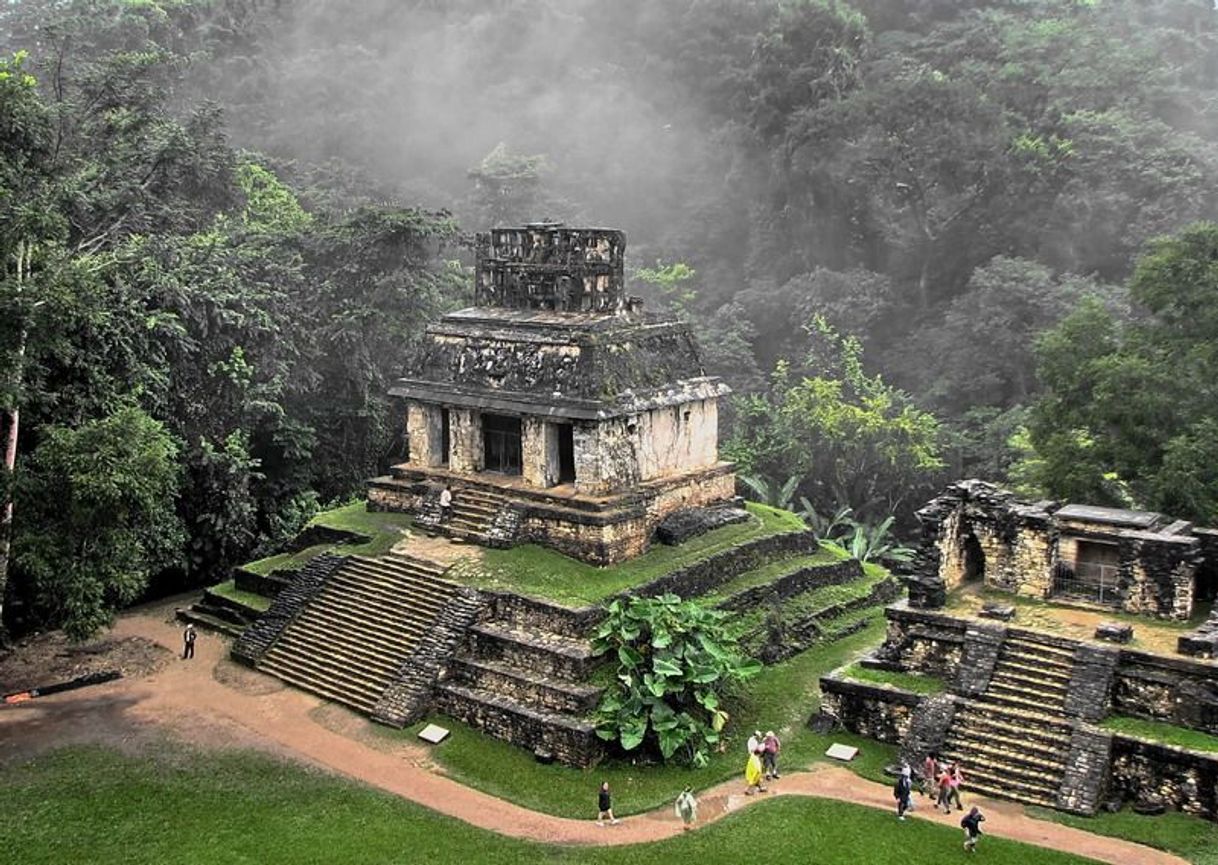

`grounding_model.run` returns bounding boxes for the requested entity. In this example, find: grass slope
[241,503,415,575]
[447,502,807,606]
[0,746,1097,865]
[400,612,899,817]
[839,663,946,695]
[1101,716,1218,754]
[1028,806,1218,865]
